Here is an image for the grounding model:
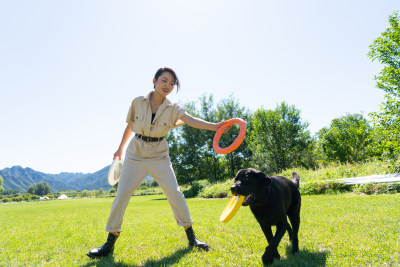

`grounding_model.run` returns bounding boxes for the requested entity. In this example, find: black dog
[230,168,301,265]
